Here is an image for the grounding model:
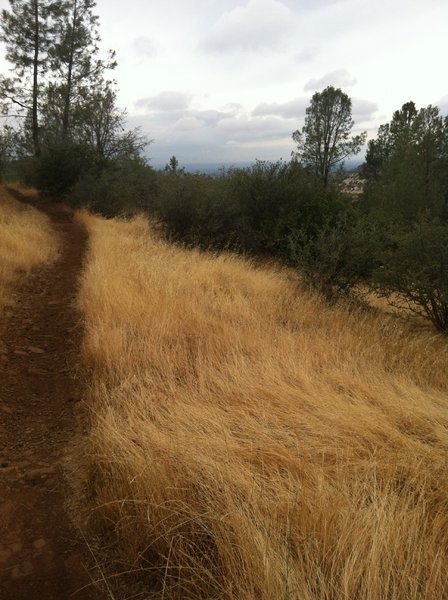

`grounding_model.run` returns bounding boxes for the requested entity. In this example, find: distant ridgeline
[152,160,364,176]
